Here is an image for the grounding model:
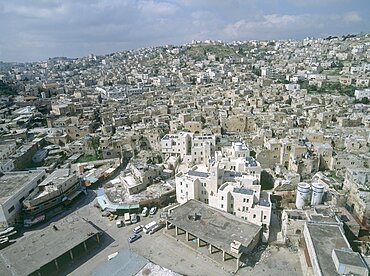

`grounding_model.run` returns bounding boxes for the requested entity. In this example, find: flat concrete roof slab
[0,170,44,204]
[306,223,350,276]
[0,215,100,276]
[167,200,261,254]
